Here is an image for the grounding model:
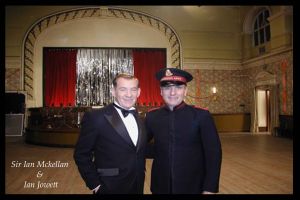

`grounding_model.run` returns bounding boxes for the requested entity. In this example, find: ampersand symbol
[37,171,43,178]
